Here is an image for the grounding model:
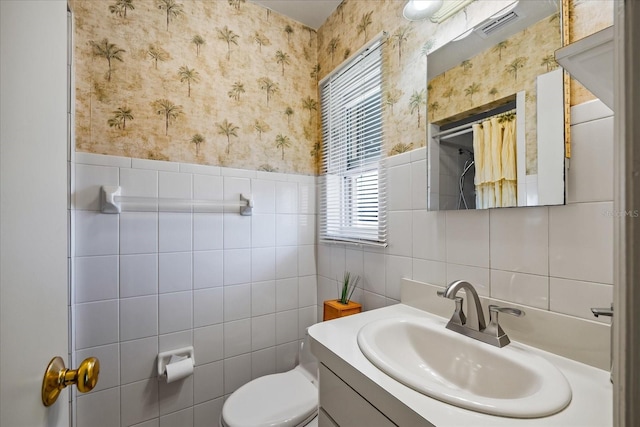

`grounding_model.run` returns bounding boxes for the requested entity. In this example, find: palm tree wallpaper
[72,0,612,174]
[72,0,318,173]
